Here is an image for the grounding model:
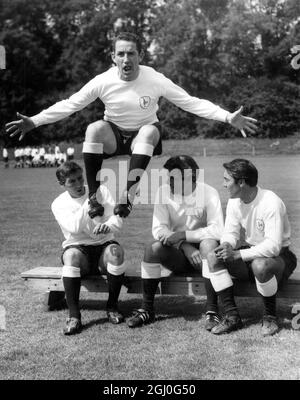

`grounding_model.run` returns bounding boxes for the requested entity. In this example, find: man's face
[169,169,196,197]
[112,40,142,81]
[64,171,85,198]
[223,169,241,198]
